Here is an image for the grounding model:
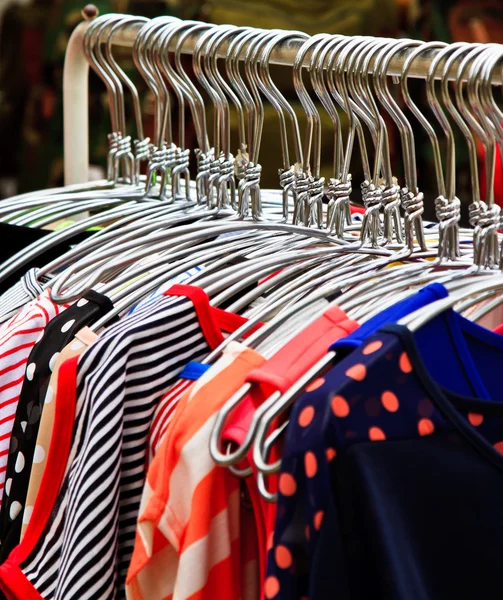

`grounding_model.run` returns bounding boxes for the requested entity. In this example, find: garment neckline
[382,324,503,475]
[440,307,503,400]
